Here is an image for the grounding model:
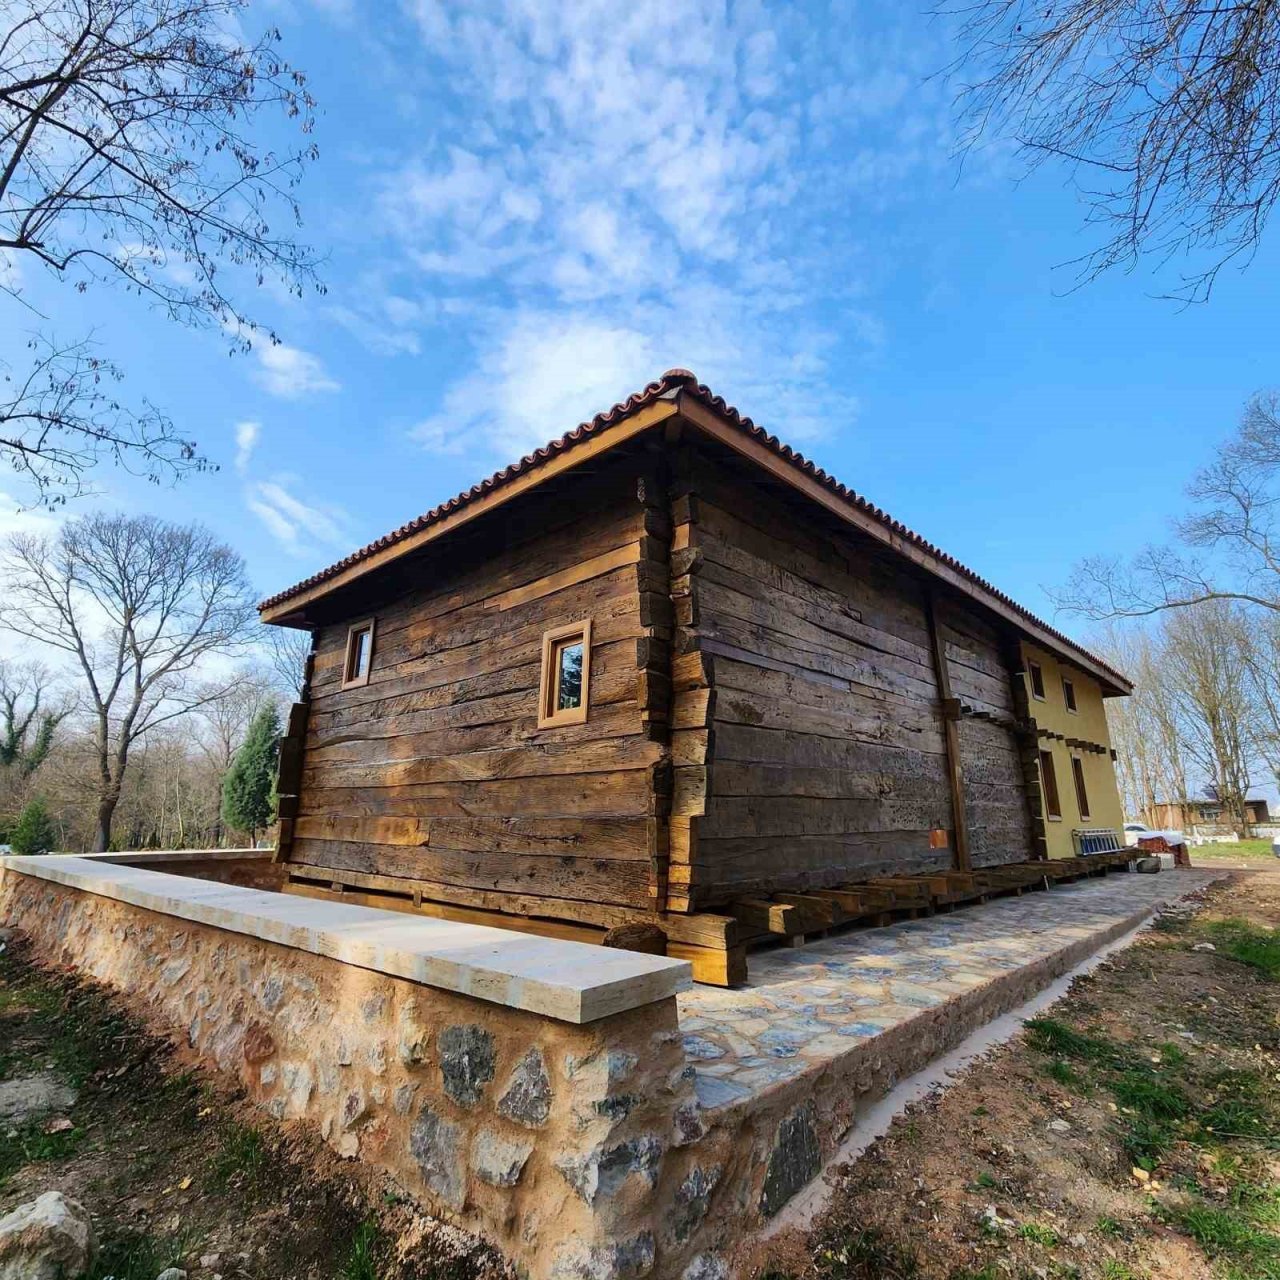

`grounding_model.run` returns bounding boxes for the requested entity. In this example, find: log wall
[671,443,1034,910]
[286,457,666,925]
